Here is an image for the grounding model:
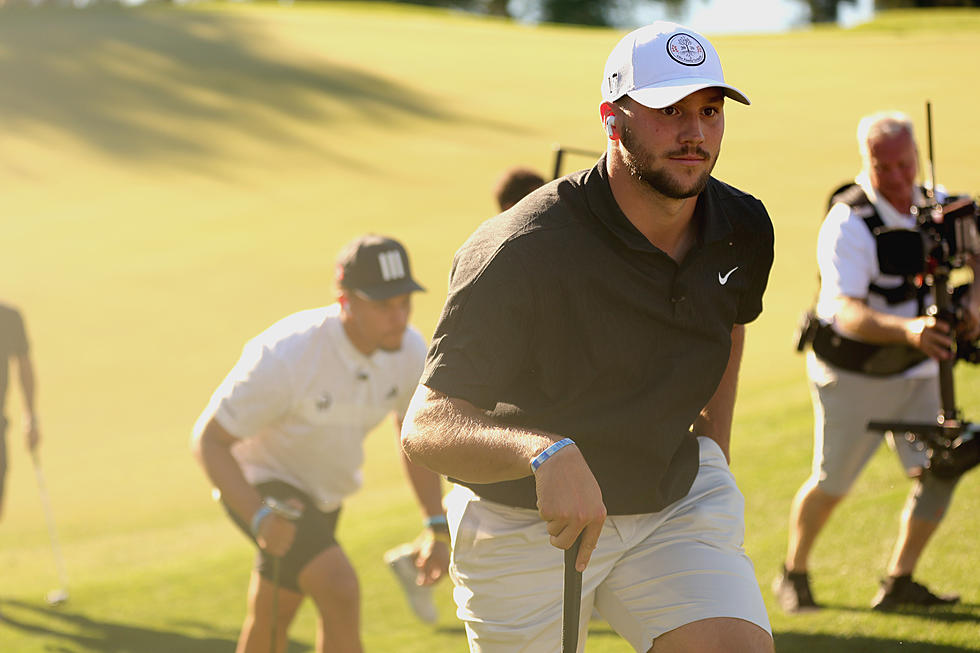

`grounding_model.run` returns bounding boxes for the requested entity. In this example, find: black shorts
[224,480,342,592]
